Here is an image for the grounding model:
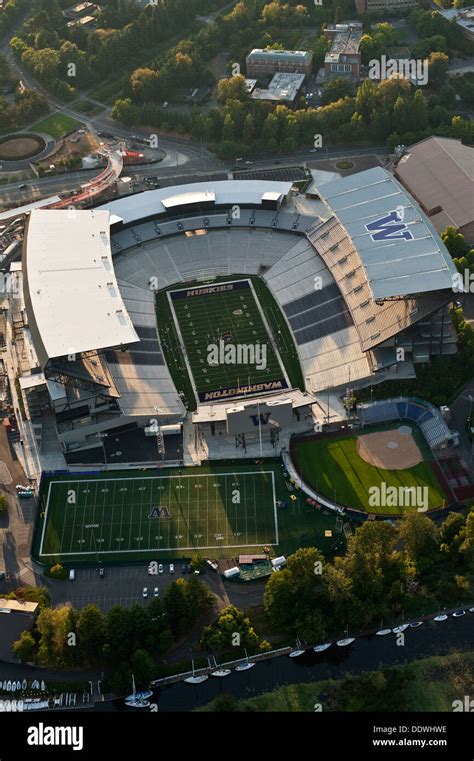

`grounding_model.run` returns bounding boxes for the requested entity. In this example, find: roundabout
[0,132,55,170]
